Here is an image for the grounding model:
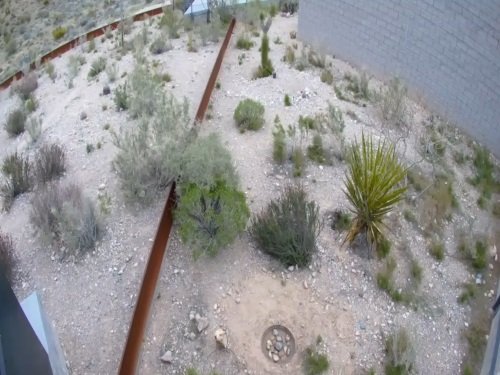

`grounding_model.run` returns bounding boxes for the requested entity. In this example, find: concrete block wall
[298,1,500,156]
